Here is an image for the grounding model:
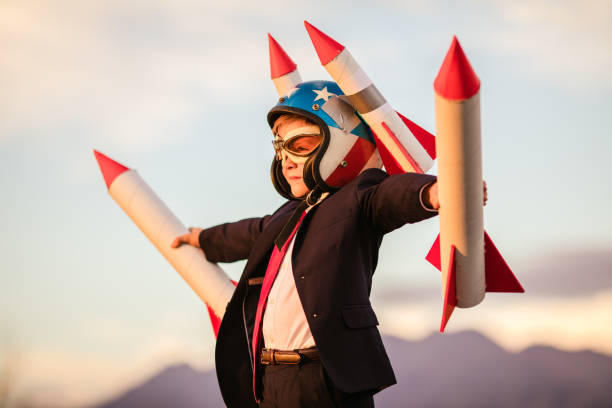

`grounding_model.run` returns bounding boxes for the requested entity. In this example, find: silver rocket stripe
[346,84,387,114]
